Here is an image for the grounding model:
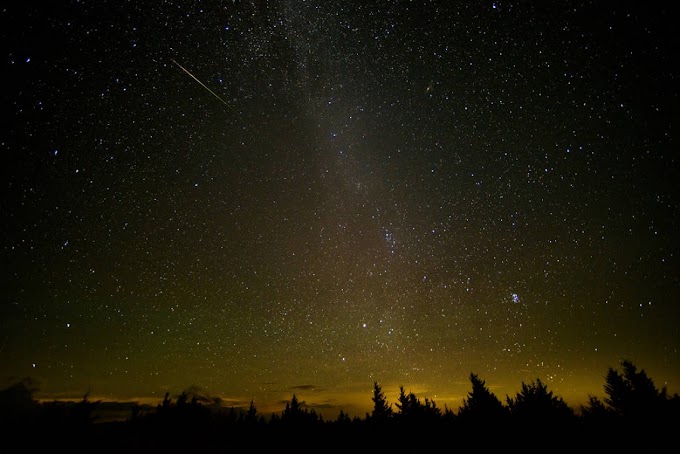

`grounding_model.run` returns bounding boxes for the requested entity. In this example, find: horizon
[20,358,678,422]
